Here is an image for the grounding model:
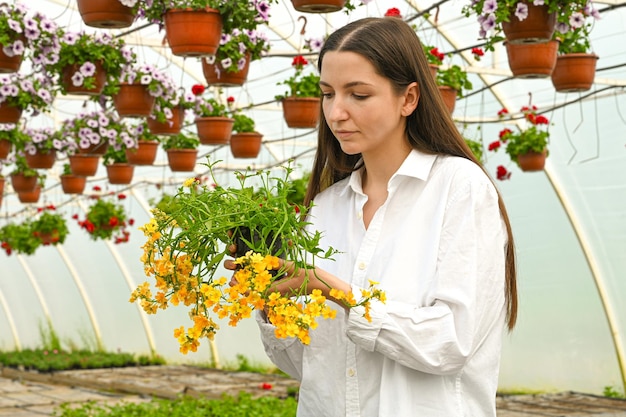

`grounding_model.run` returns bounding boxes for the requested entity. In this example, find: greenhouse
[0,0,625,404]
